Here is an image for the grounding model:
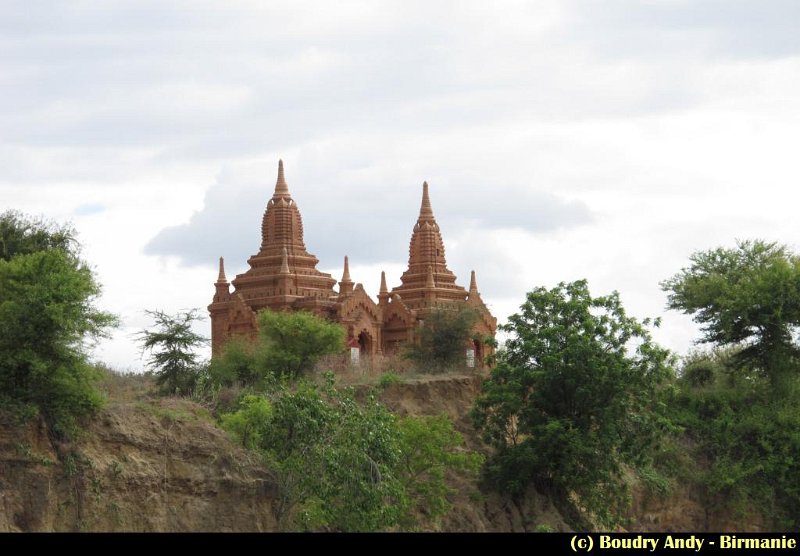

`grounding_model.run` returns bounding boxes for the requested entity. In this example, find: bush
[405,304,478,372]
[669,350,800,528]
[255,310,345,378]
